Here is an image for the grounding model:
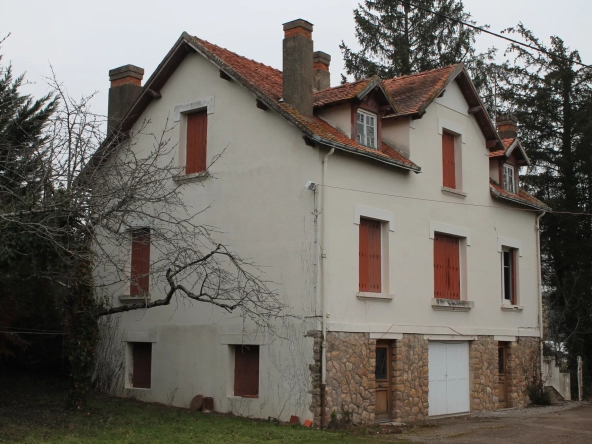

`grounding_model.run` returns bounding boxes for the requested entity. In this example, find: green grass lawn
[0,375,409,443]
